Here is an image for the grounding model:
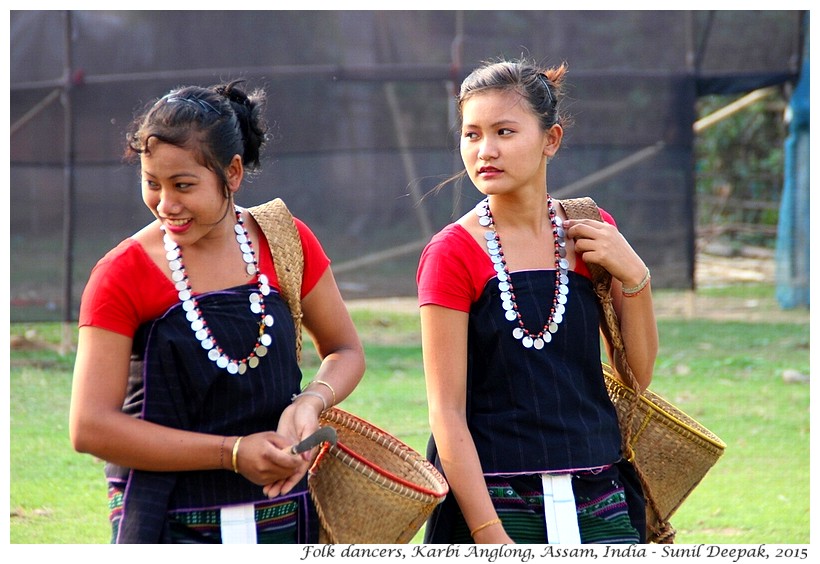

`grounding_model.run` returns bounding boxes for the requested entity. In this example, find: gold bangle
[231,436,243,474]
[622,267,651,297]
[312,380,336,407]
[470,517,502,538]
